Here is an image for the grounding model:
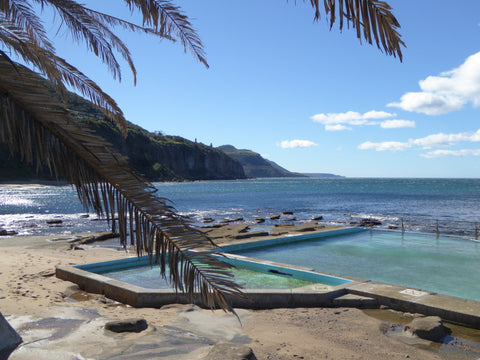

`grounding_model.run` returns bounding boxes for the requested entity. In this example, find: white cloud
[412,129,480,149]
[362,110,395,119]
[389,51,480,114]
[279,140,318,149]
[388,92,465,115]
[421,149,480,158]
[325,124,352,131]
[380,120,415,129]
[358,141,411,152]
[358,129,480,153]
[311,110,398,131]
